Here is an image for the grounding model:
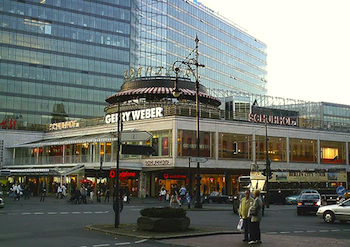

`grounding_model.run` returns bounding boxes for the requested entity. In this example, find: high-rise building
[0,0,267,130]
